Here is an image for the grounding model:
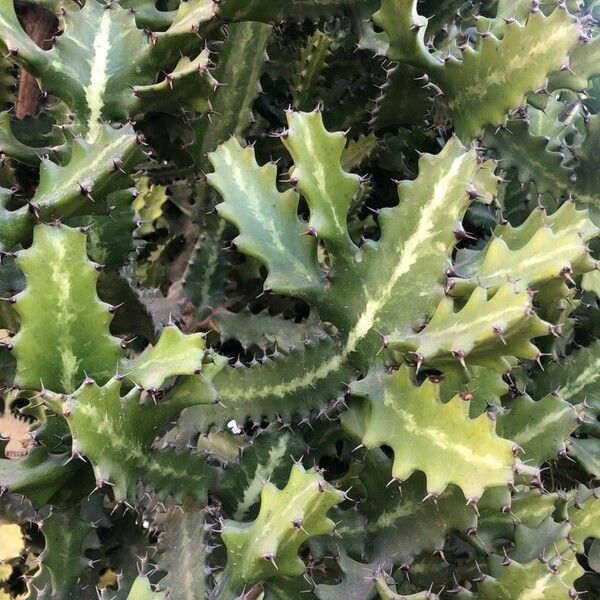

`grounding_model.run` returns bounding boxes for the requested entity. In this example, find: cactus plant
[2,0,600,598]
